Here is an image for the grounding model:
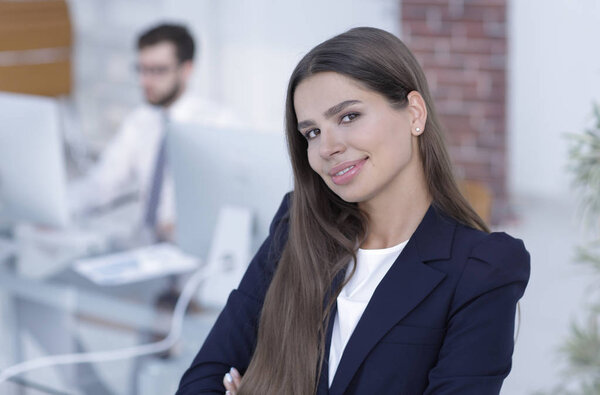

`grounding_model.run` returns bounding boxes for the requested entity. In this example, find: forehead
[294,72,379,115]
[138,41,178,64]
[295,72,365,100]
